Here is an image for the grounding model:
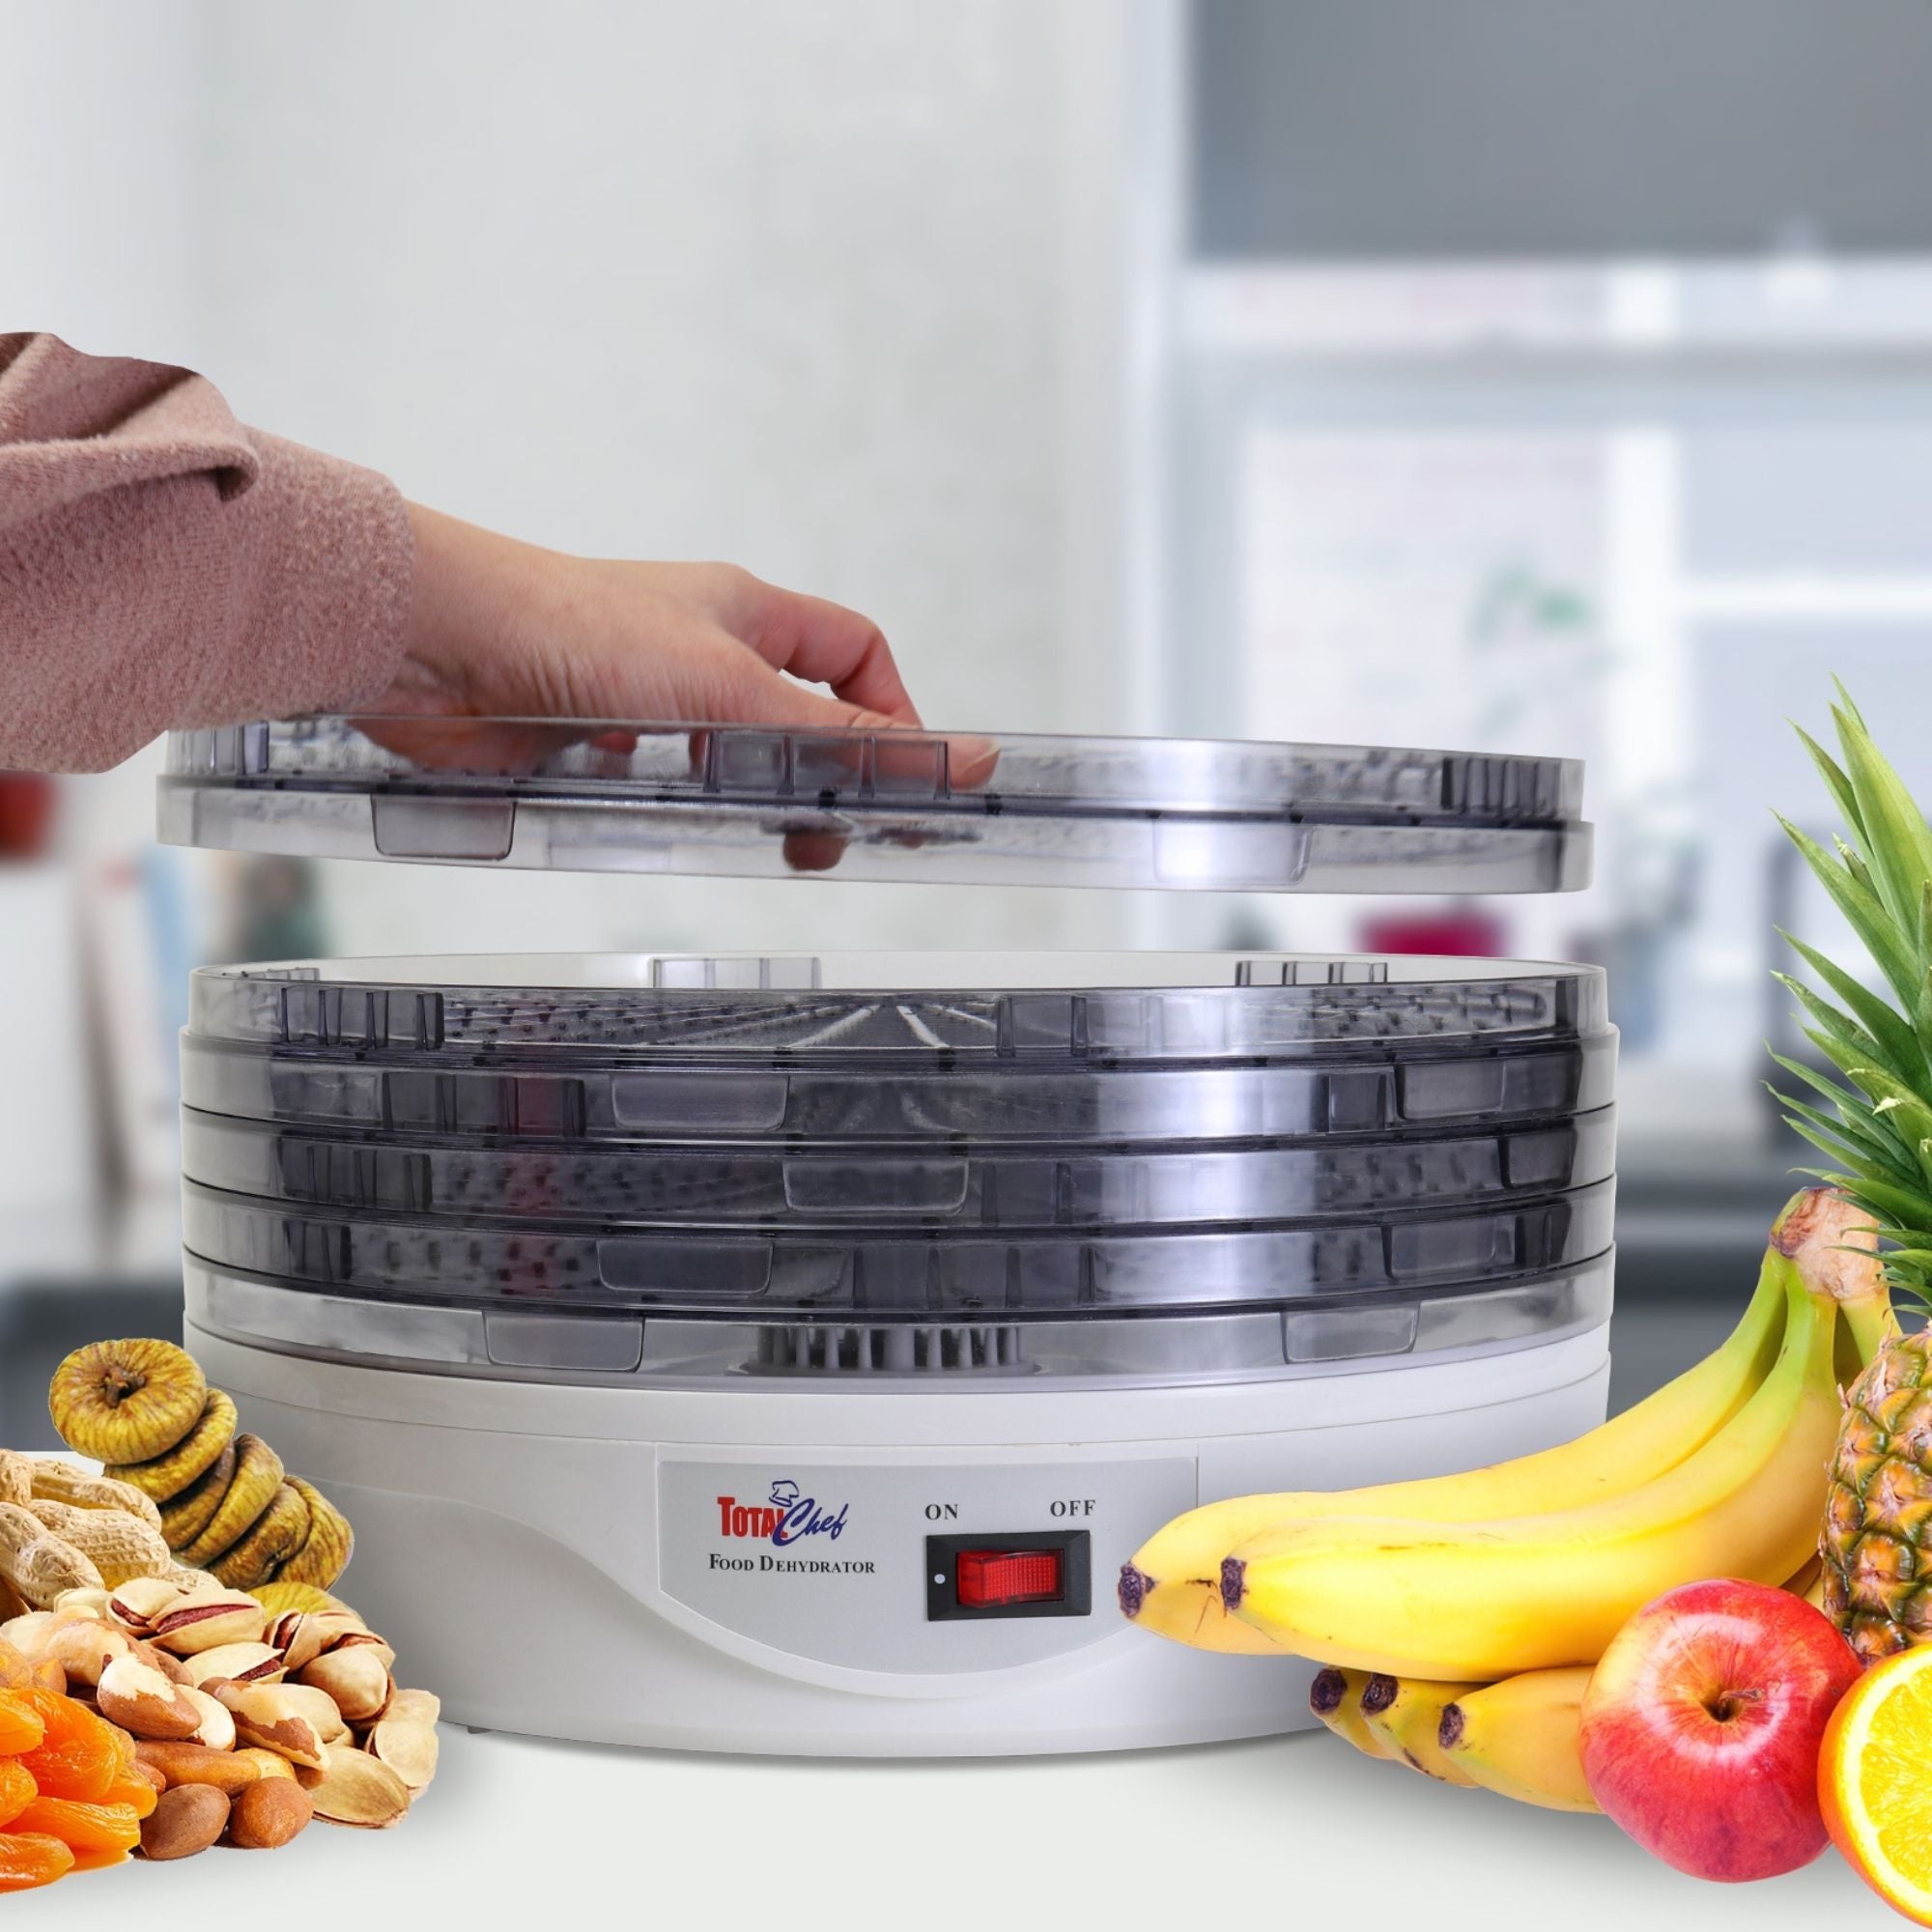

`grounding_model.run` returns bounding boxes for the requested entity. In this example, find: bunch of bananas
[1119,1187,1891,1808]
[47,1340,352,1593]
